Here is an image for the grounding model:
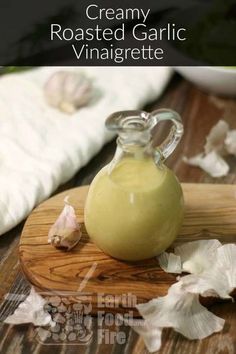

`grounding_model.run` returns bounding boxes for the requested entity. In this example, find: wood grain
[19,183,236,315]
